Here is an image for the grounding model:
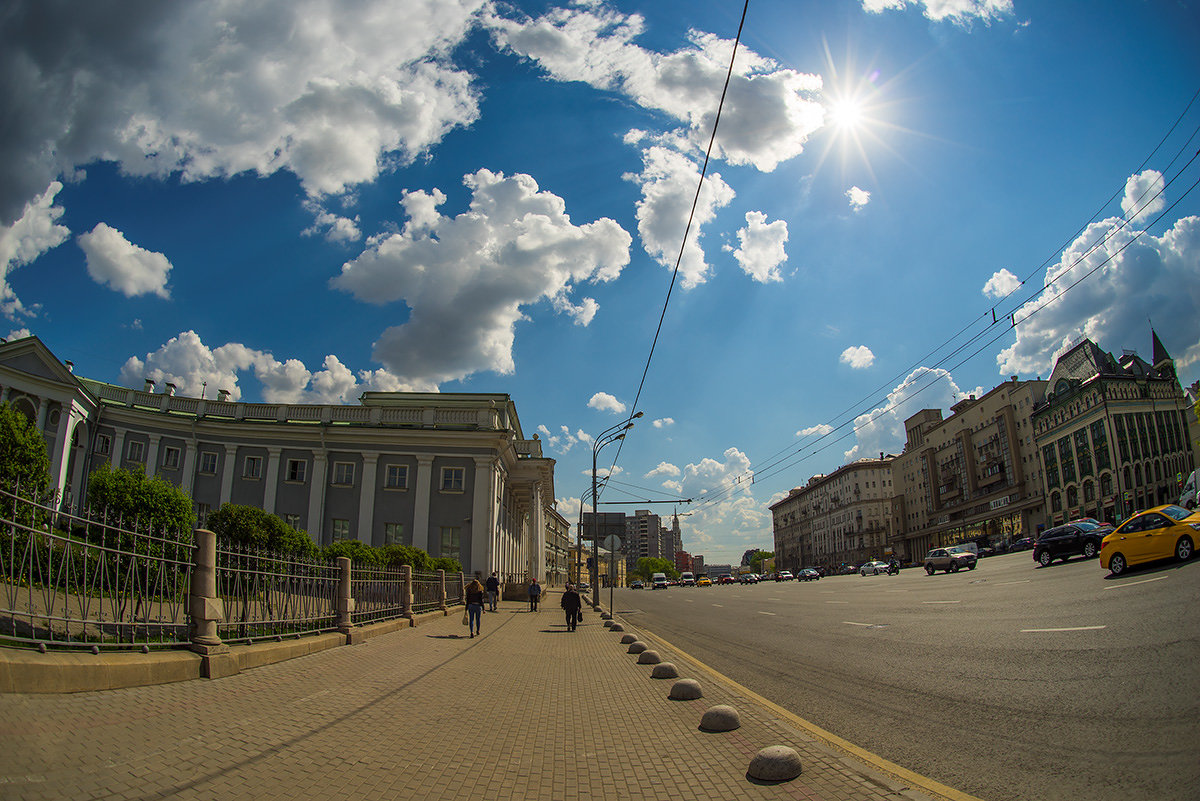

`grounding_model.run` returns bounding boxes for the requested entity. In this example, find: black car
[1032,521,1110,566]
